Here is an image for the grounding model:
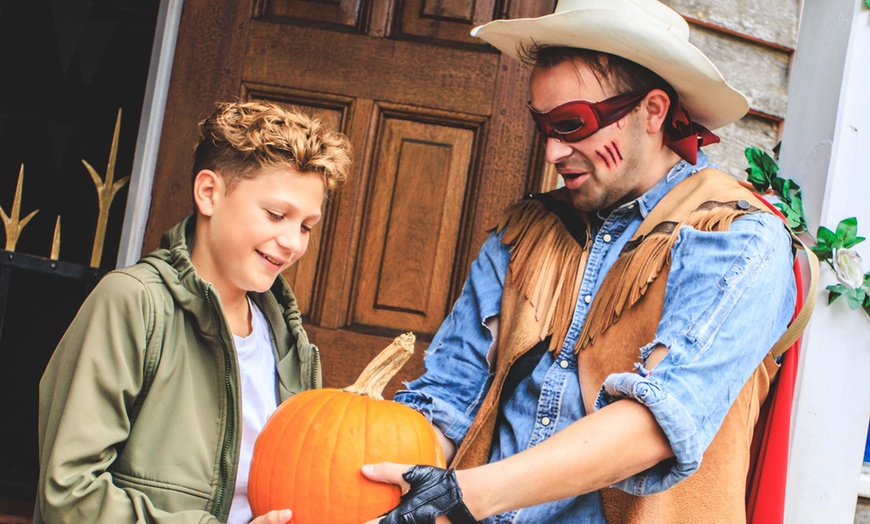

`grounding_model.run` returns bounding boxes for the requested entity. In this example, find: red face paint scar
[595,141,623,169]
